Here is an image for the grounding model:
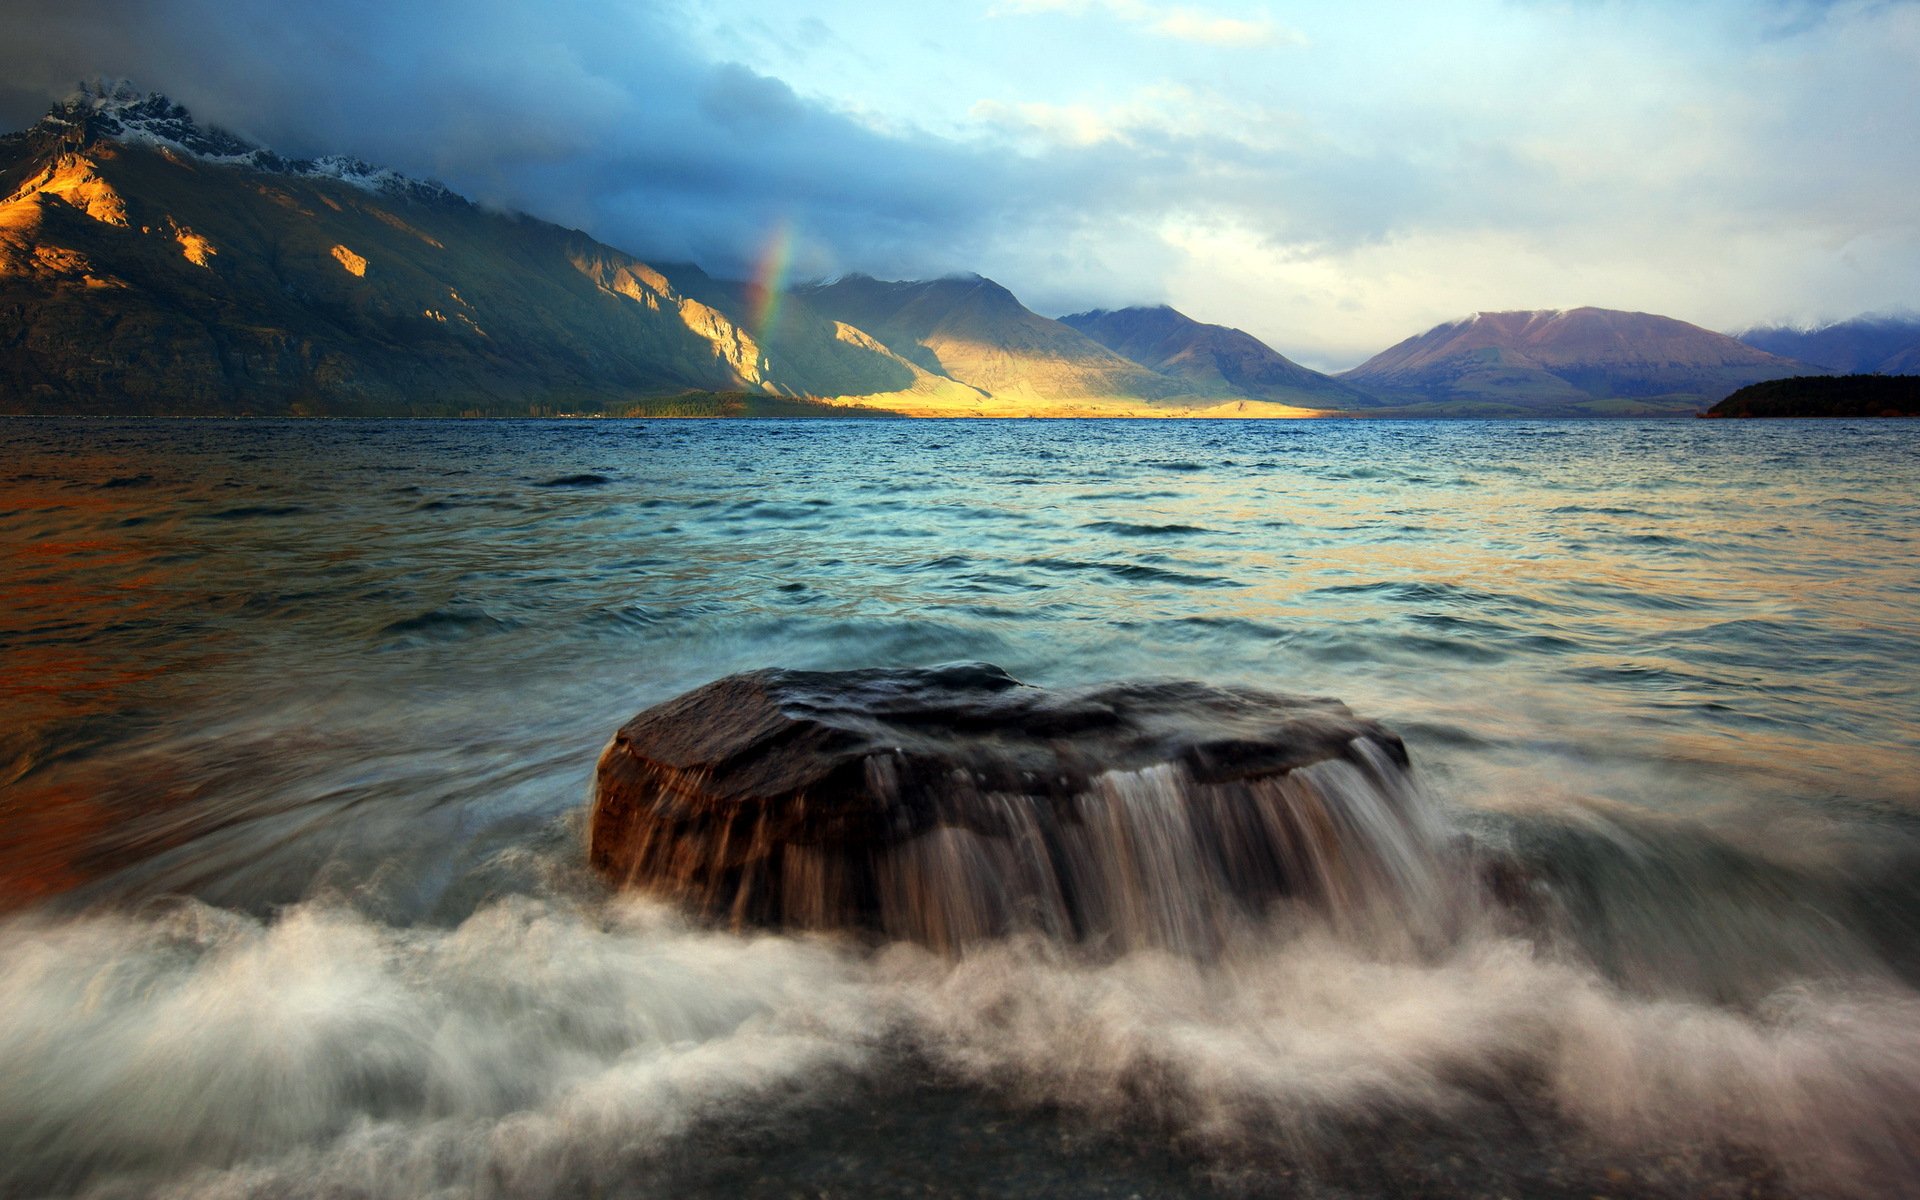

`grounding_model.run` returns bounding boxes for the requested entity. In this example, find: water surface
[3,418,1918,1197]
